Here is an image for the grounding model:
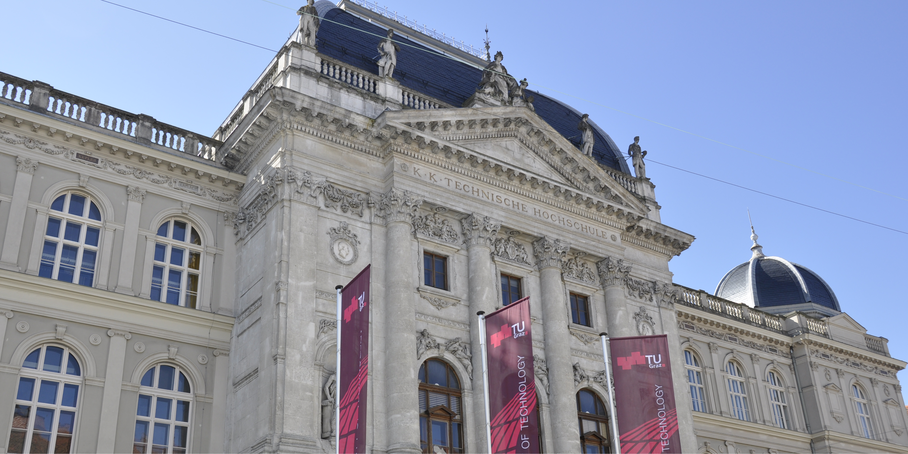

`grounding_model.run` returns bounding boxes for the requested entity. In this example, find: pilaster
[115,186,145,295]
[97,329,131,453]
[597,256,633,338]
[0,157,39,269]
